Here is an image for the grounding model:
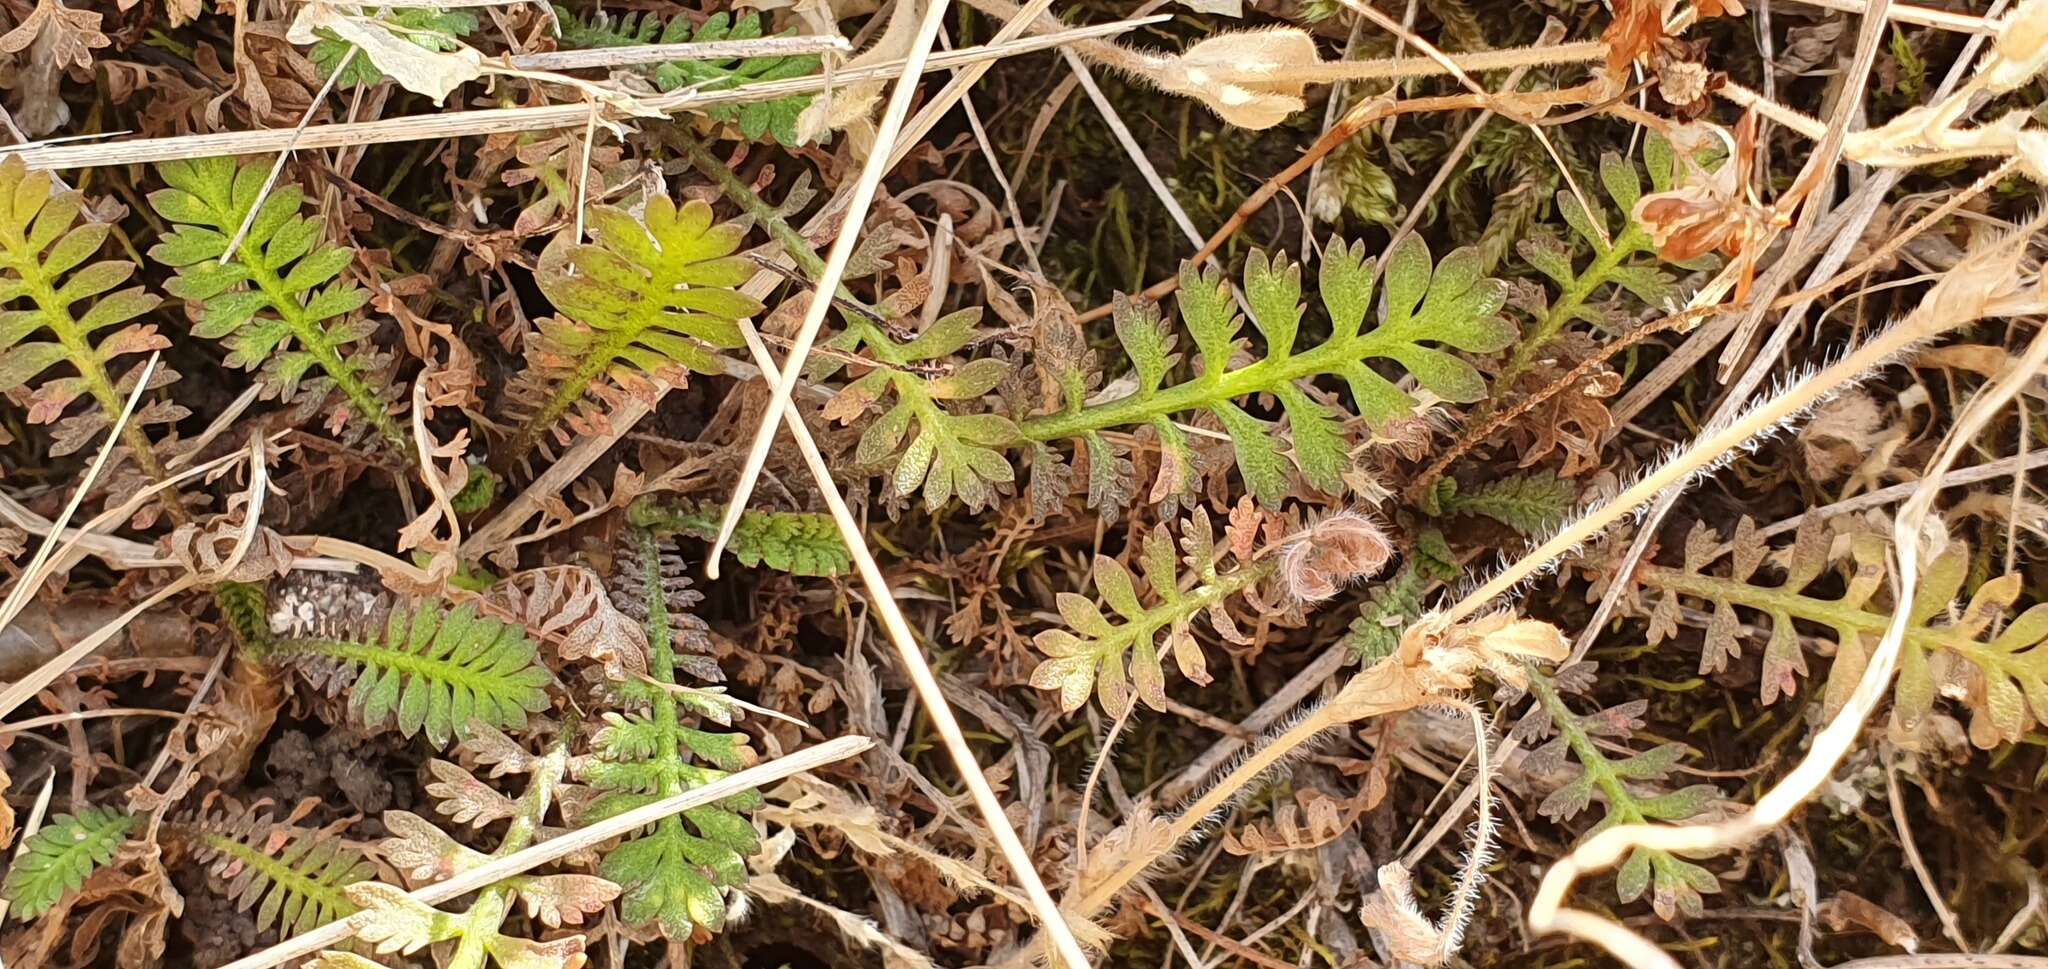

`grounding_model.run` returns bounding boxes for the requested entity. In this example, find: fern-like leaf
[1420,471,1575,535]
[189,806,374,939]
[1344,532,1459,665]
[1020,239,1514,504]
[2,807,136,920]
[1031,509,1267,714]
[0,155,187,466]
[554,7,818,144]
[1521,670,1721,920]
[148,157,410,459]
[823,309,1020,512]
[629,496,849,576]
[317,739,614,969]
[266,598,551,747]
[510,196,761,461]
[1639,518,2048,747]
[580,529,759,939]
[1500,140,1689,383]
